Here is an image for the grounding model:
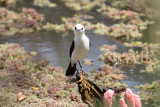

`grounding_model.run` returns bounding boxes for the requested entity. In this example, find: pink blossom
[126,88,135,107]
[119,98,128,107]
[133,94,142,107]
[103,89,115,107]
